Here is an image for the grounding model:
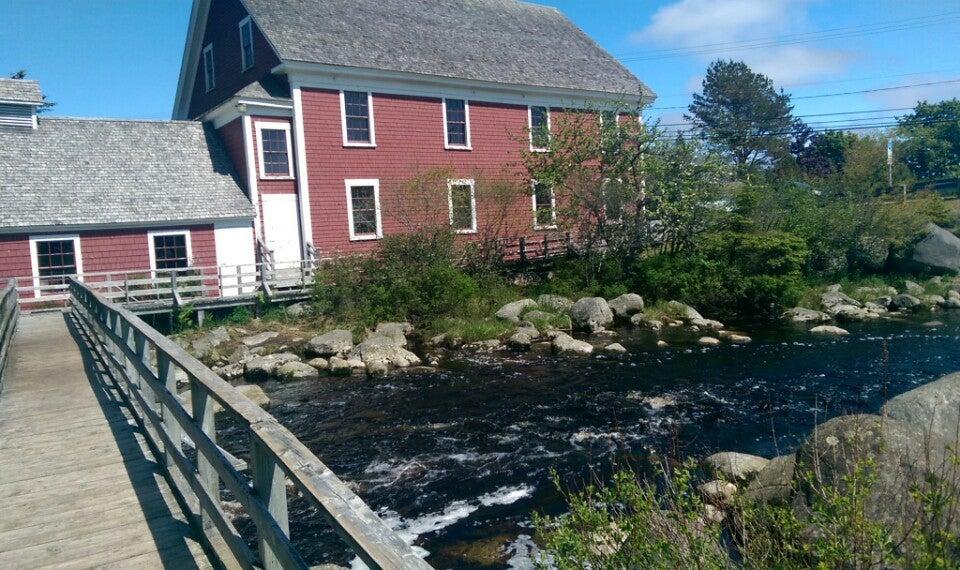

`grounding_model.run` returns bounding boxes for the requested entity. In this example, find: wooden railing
[0,279,19,392]
[15,259,317,310]
[69,279,431,570]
